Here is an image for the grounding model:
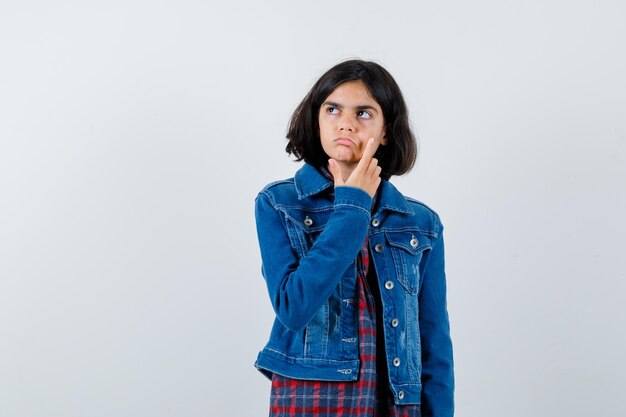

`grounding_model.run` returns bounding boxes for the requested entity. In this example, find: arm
[256,138,383,331]
[419,228,454,417]
[255,186,371,331]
